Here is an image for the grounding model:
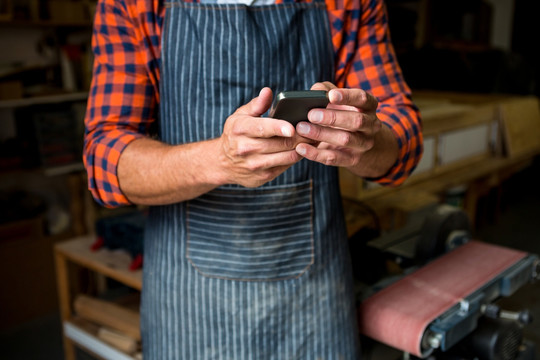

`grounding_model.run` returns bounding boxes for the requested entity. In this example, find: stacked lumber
[73,294,142,358]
